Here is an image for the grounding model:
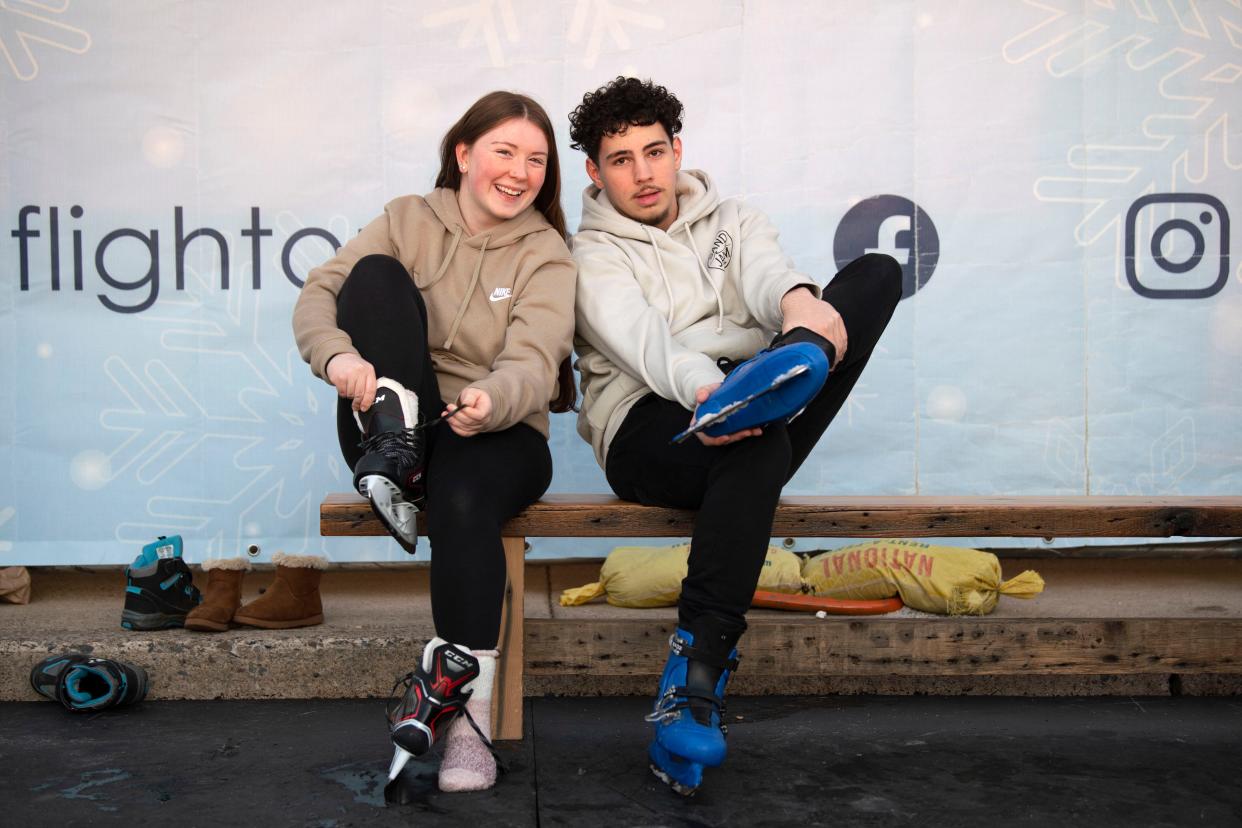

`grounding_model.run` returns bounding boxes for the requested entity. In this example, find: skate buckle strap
[668,632,740,673]
[644,685,727,725]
